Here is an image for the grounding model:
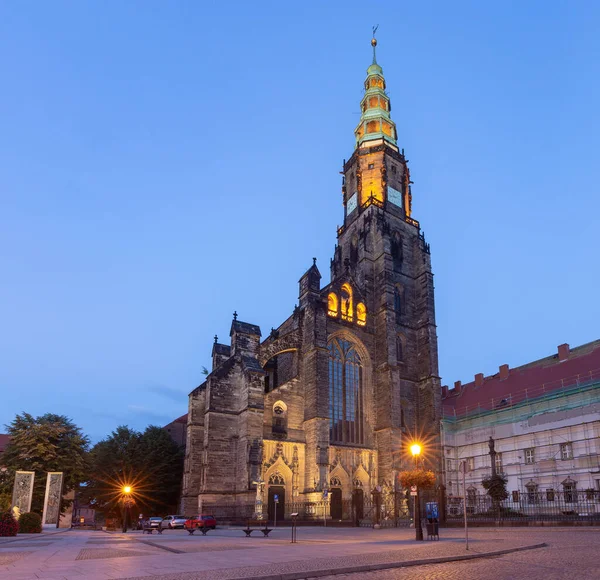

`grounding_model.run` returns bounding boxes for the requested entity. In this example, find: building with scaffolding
[441,340,600,519]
